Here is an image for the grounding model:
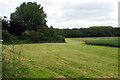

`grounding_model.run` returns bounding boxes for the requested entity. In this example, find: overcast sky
[0,0,119,28]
